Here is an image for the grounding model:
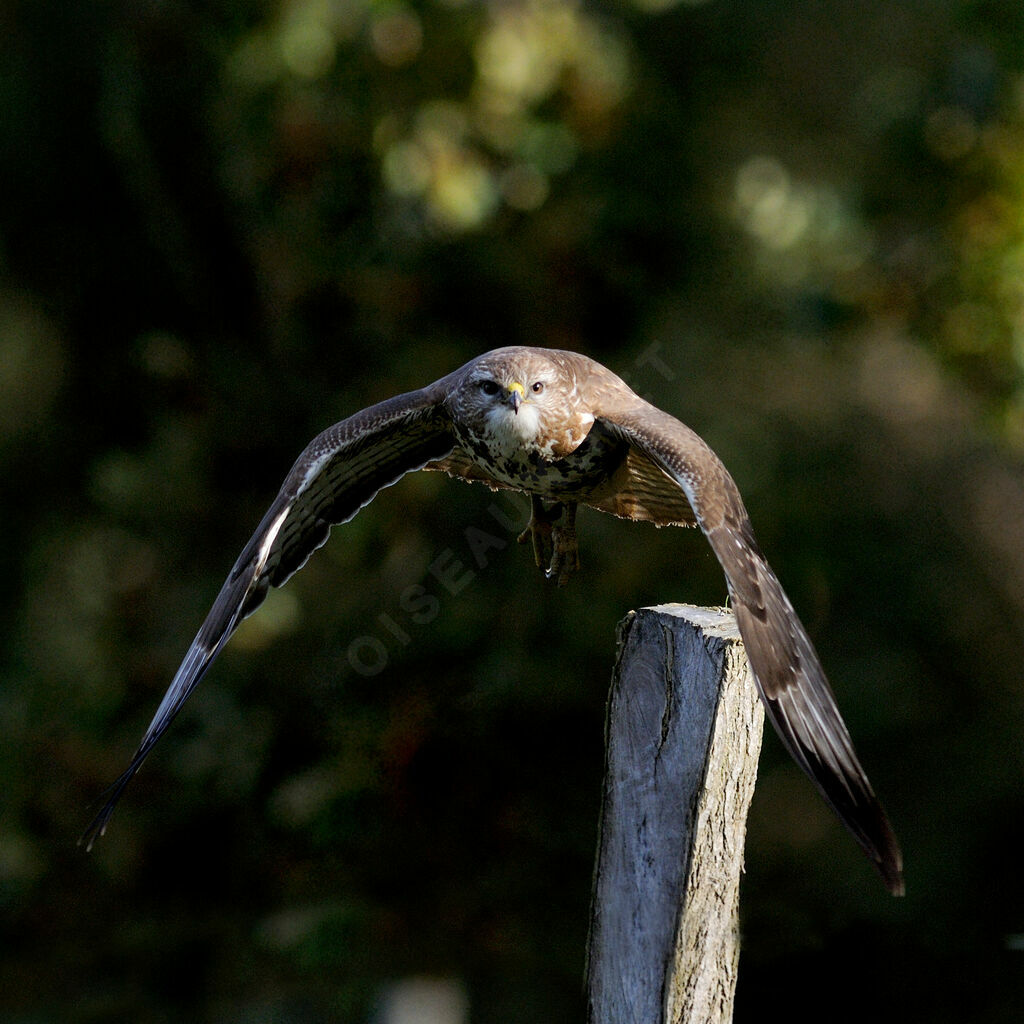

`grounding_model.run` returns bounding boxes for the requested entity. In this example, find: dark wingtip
[768,704,906,897]
[876,847,905,896]
[884,868,906,898]
[78,811,110,853]
[872,813,905,897]
[832,782,905,897]
[78,763,139,852]
[78,801,115,853]
[837,782,903,896]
